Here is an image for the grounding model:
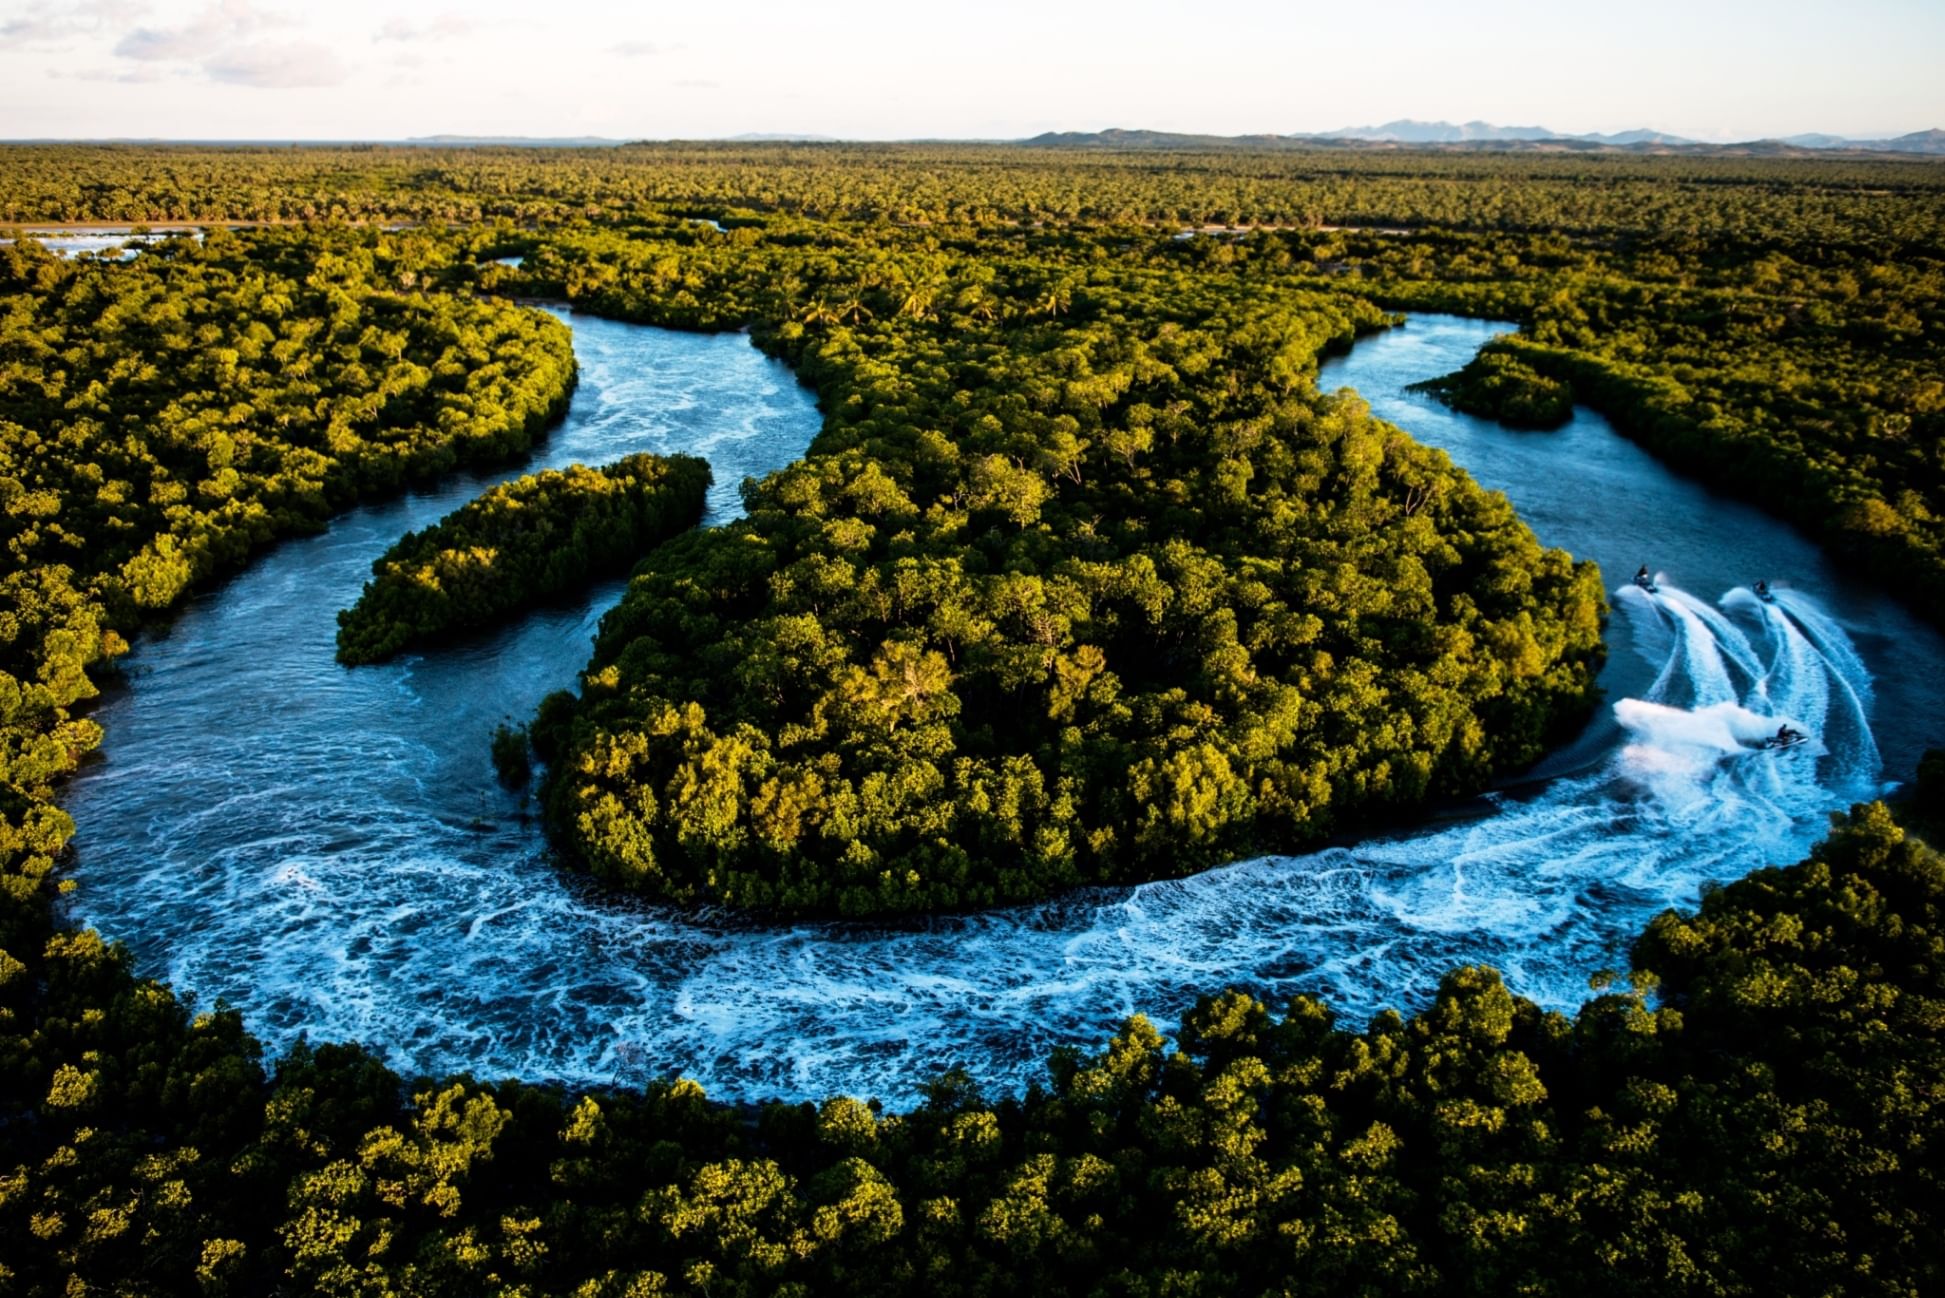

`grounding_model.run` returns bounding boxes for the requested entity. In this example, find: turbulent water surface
[7,230,194,259]
[66,311,1945,1101]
